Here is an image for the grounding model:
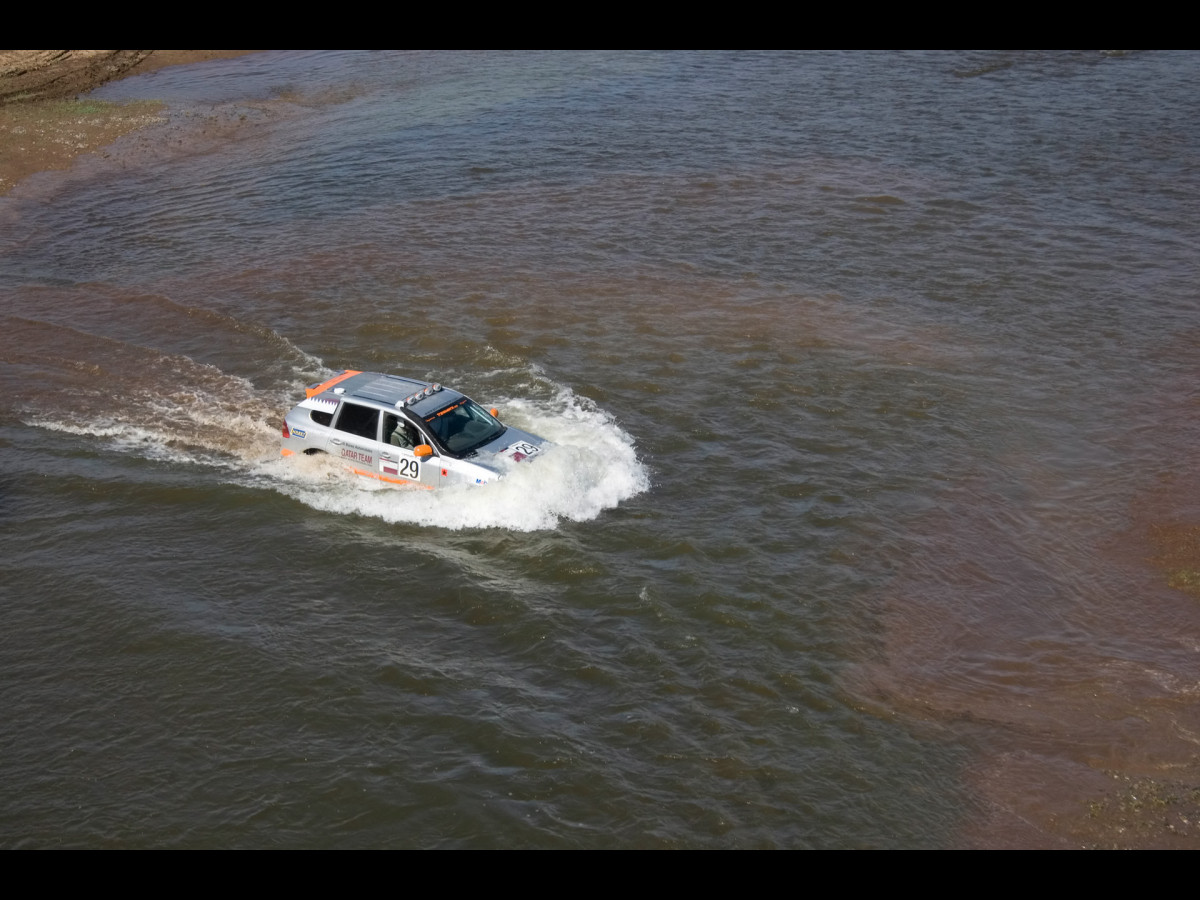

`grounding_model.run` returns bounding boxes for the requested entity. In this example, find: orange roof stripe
[305,370,362,398]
